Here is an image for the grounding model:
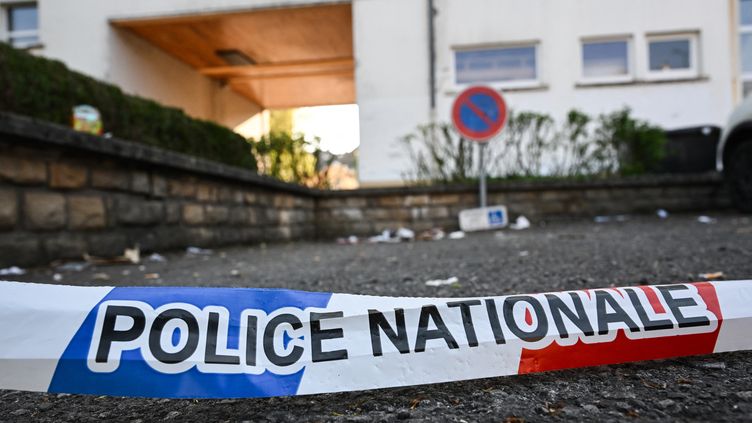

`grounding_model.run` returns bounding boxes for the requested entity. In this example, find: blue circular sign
[451,86,508,141]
